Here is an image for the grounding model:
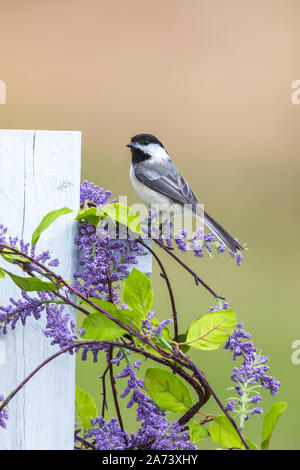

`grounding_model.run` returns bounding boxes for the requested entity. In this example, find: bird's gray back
[133,159,198,208]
